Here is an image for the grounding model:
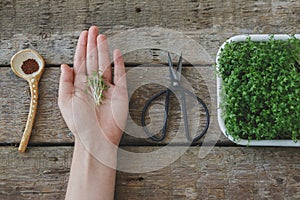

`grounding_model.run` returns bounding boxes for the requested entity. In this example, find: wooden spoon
[10,49,45,153]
